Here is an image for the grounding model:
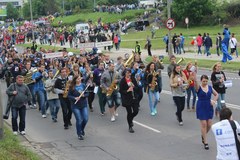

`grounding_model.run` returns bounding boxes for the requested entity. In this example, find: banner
[44,52,63,59]
[78,41,113,49]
